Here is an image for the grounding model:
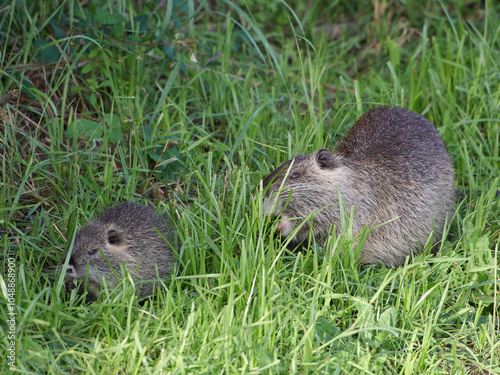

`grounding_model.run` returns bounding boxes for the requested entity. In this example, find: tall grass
[1,0,499,373]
